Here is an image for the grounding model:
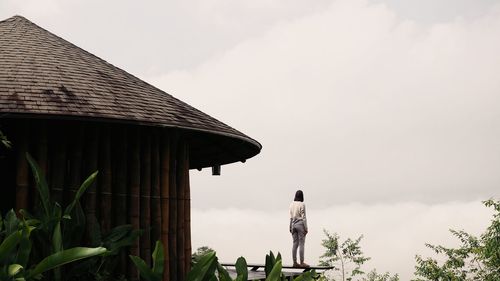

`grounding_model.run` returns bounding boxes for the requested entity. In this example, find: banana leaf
[235,256,248,281]
[152,240,164,276]
[187,251,218,281]
[265,260,282,281]
[26,153,51,218]
[0,230,22,262]
[64,171,98,217]
[27,247,106,279]
[130,255,161,281]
